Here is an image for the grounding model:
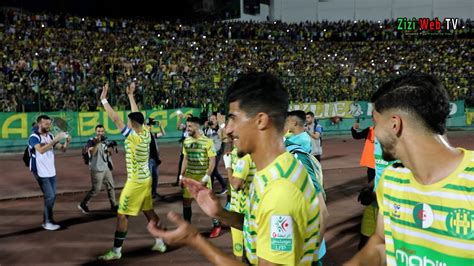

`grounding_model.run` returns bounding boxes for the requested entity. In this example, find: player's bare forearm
[181,157,188,176]
[126,82,139,112]
[128,94,139,112]
[189,234,244,266]
[217,209,244,230]
[344,234,384,265]
[229,176,244,191]
[103,103,125,130]
[345,213,385,265]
